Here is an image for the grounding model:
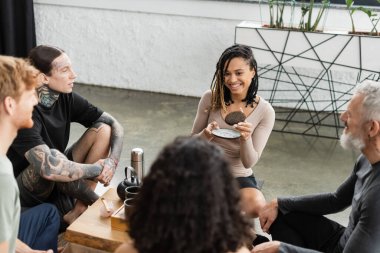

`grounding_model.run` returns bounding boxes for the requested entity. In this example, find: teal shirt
[0,156,20,253]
